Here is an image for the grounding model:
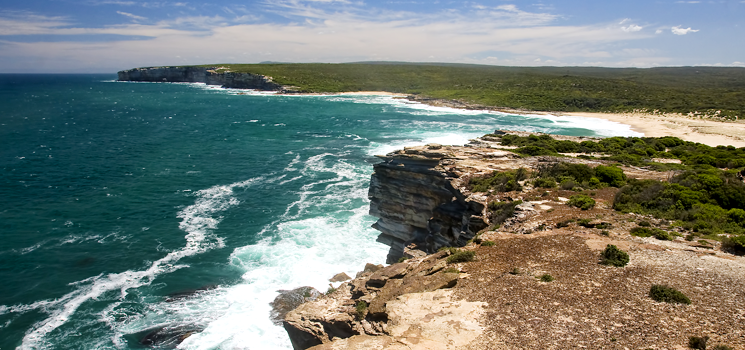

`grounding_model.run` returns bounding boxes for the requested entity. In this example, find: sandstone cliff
[117,66,286,90]
[282,134,745,350]
[368,144,497,263]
